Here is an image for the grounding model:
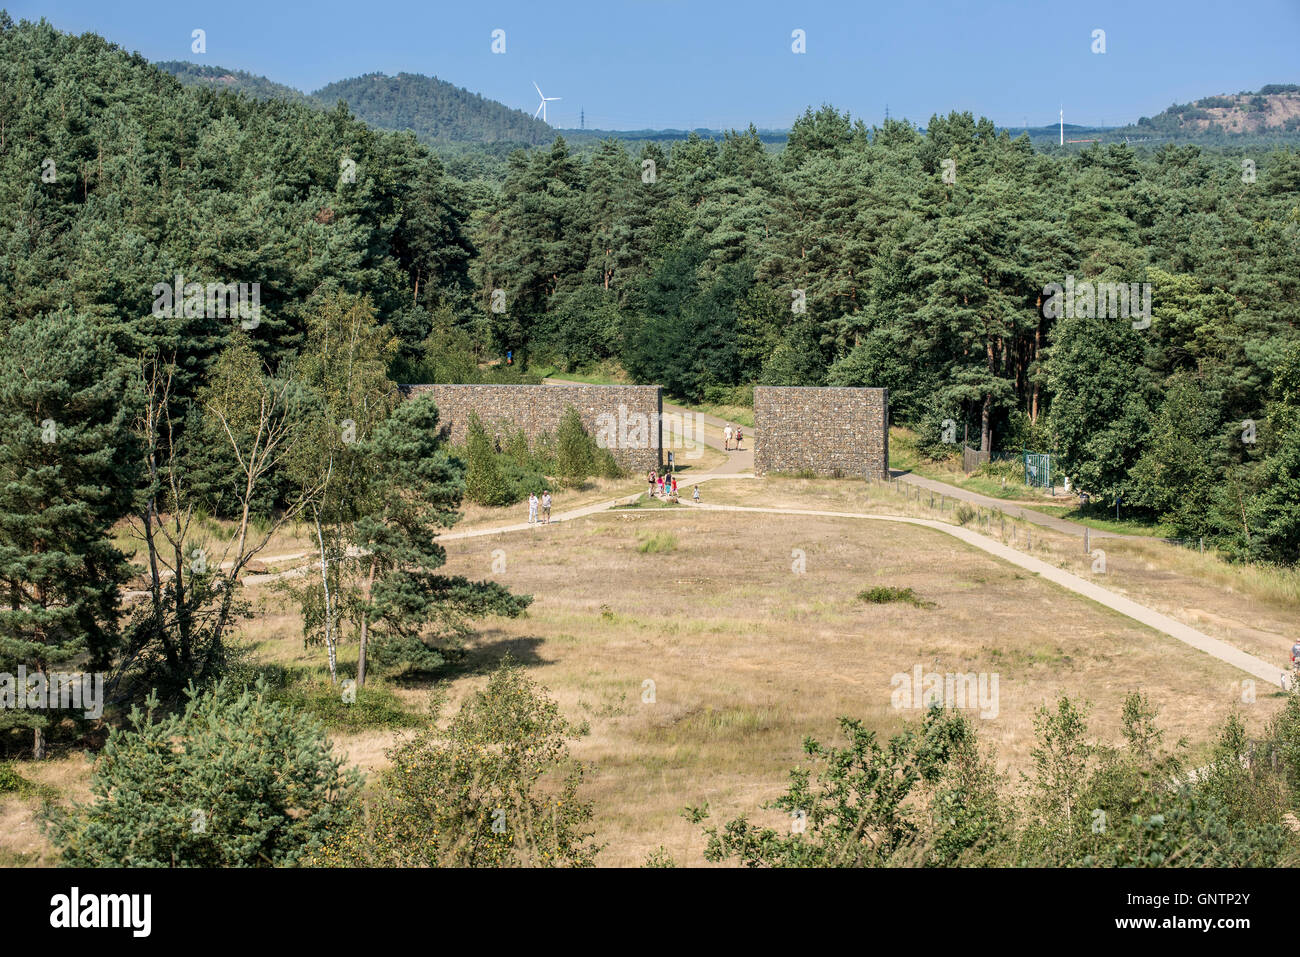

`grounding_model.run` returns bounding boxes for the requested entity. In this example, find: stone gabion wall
[753,386,889,478]
[400,383,663,472]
